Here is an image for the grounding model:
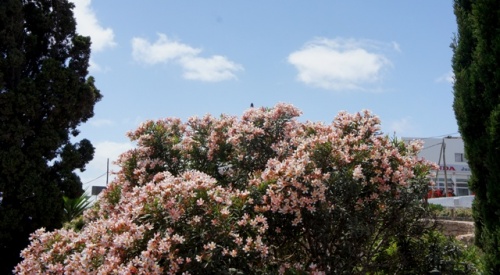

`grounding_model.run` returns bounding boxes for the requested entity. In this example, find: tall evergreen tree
[0,0,101,272]
[452,0,500,272]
